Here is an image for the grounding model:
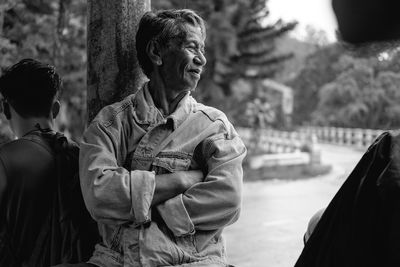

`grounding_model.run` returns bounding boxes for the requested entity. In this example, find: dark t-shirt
[0,130,98,266]
[0,132,55,262]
